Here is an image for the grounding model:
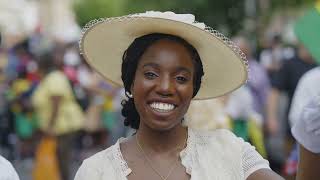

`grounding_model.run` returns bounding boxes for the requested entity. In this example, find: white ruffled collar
[112,128,195,178]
